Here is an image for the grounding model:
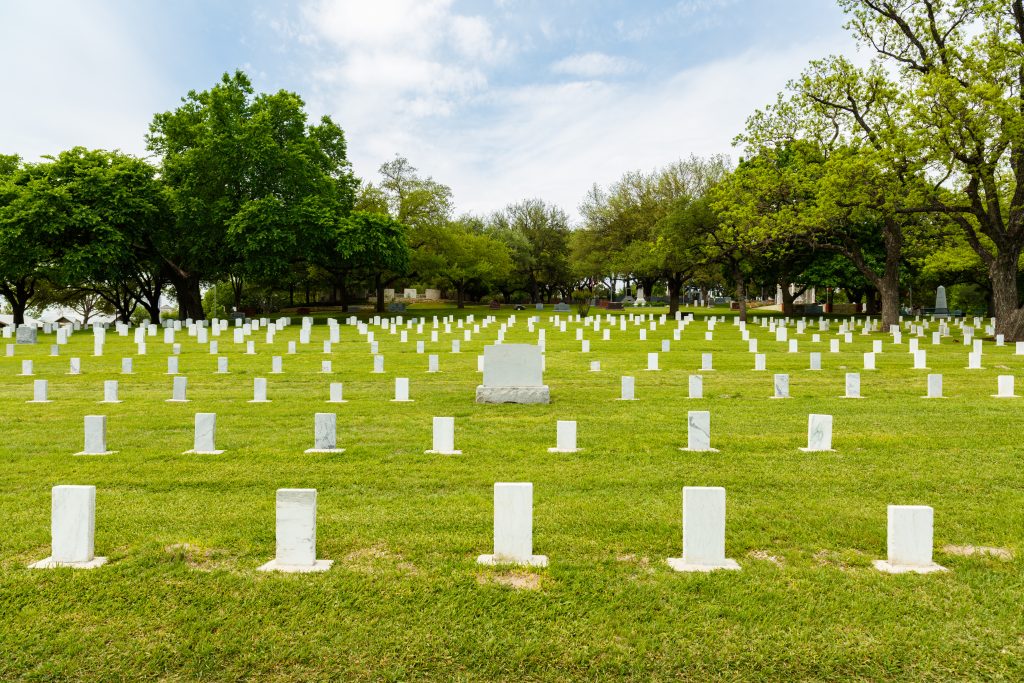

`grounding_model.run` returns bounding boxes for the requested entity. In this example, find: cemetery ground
[1,306,1022,681]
